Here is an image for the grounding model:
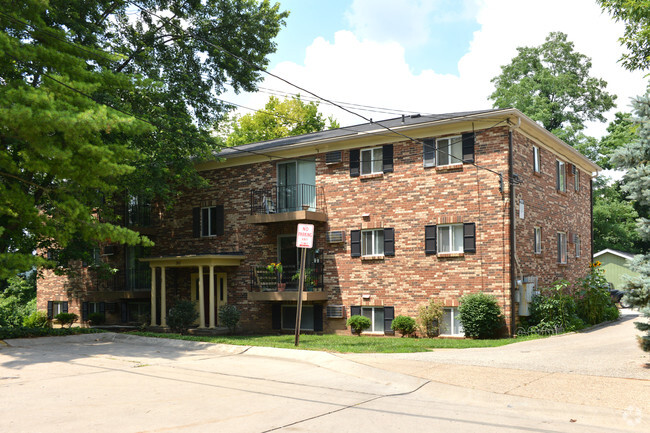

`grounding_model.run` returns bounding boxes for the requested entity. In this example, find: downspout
[508,118,520,336]
[590,177,594,261]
